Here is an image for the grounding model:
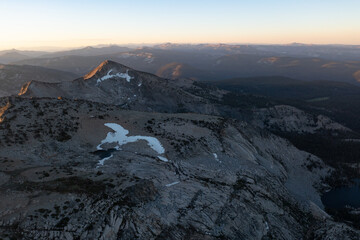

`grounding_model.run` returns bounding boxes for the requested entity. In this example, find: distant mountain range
[0,49,47,64]
[153,43,360,61]
[6,44,359,84]
[39,45,131,58]
[0,45,131,64]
